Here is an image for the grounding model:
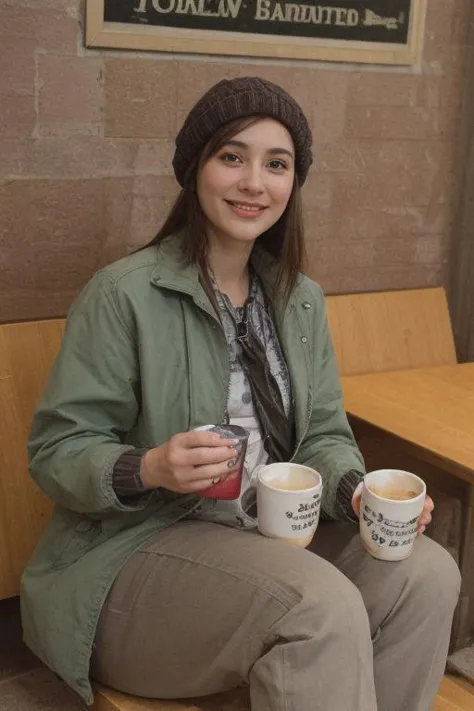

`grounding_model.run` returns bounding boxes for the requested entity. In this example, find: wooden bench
[0,319,63,600]
[325,286,457,376]
[0,286,467,710]
[93,685,250,711]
